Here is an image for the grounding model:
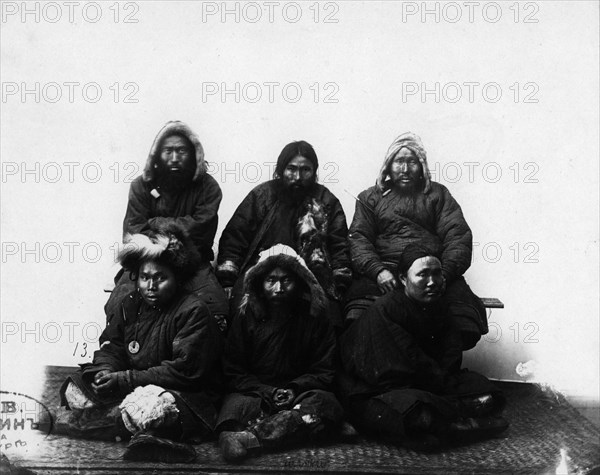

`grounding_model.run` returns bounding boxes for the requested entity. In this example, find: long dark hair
[273,140,319,179]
